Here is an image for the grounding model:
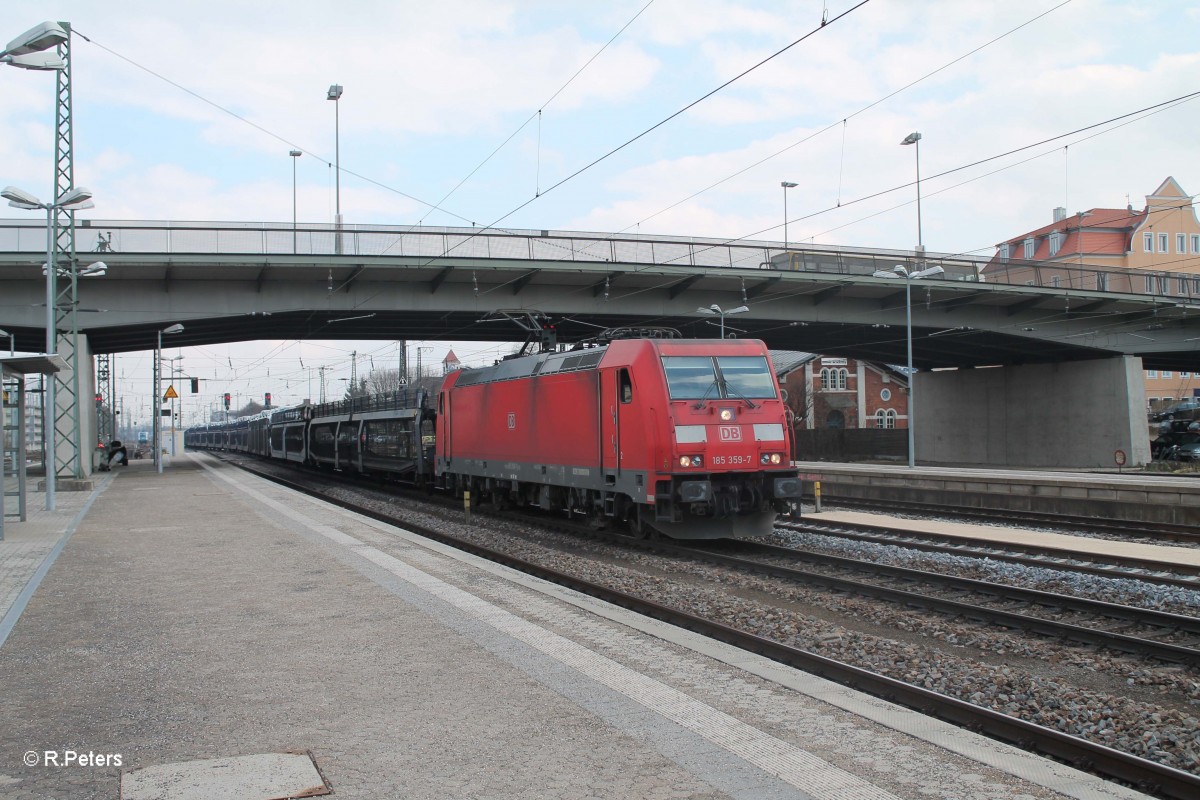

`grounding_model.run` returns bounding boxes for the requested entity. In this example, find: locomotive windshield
[662,356,777,400]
